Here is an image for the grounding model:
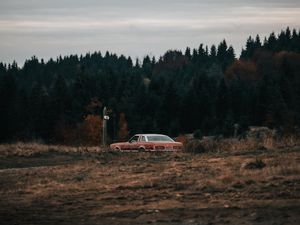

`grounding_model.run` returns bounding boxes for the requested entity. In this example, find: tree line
[1,27,300,144]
